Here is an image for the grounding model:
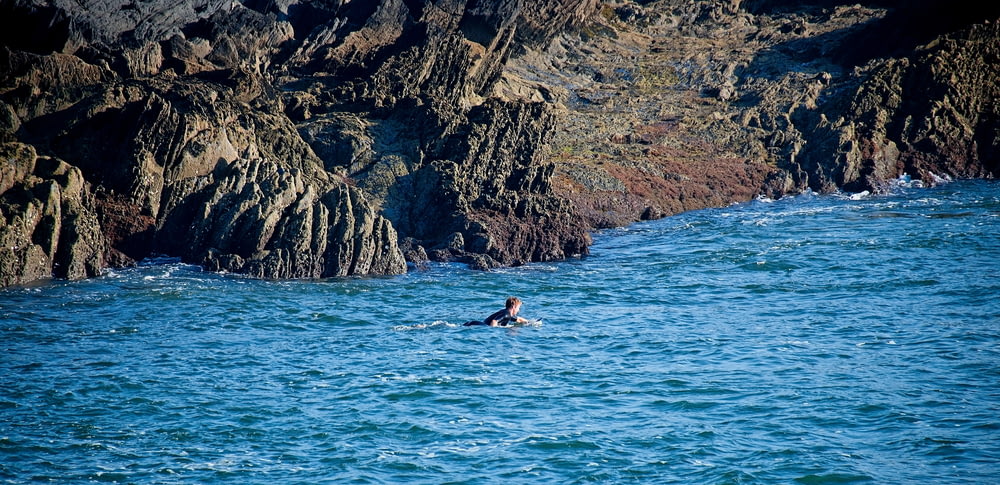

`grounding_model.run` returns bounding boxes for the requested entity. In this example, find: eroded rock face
[0,0,997,287]
[812,22,1000,191]
[2,31,408,281]
[271,0,601,267]
[0,0,599,284]
[533,0,999,226]
[0,143,104,286]
[728,13,1000,195]
[163,158,406,278]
